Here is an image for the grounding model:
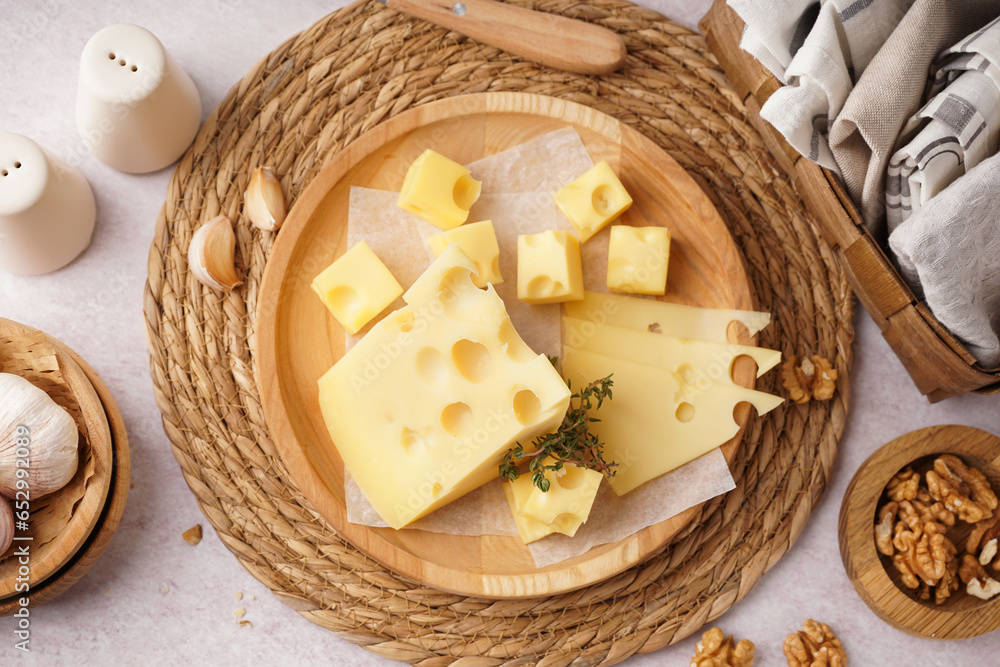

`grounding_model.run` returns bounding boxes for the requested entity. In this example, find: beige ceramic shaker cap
[0,133,97,275]
[76,24,201,174]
